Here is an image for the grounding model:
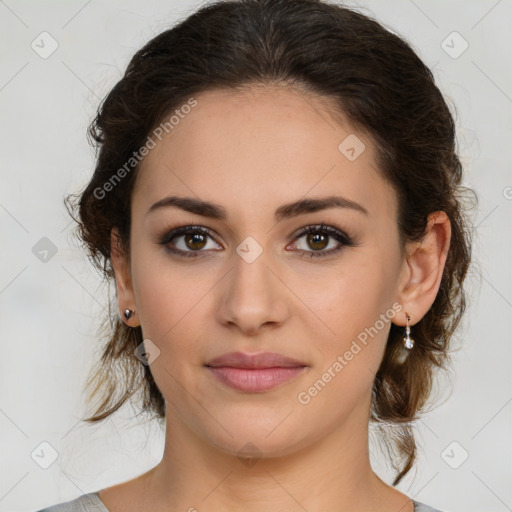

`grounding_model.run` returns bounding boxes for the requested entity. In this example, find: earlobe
[395,211,451,325]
